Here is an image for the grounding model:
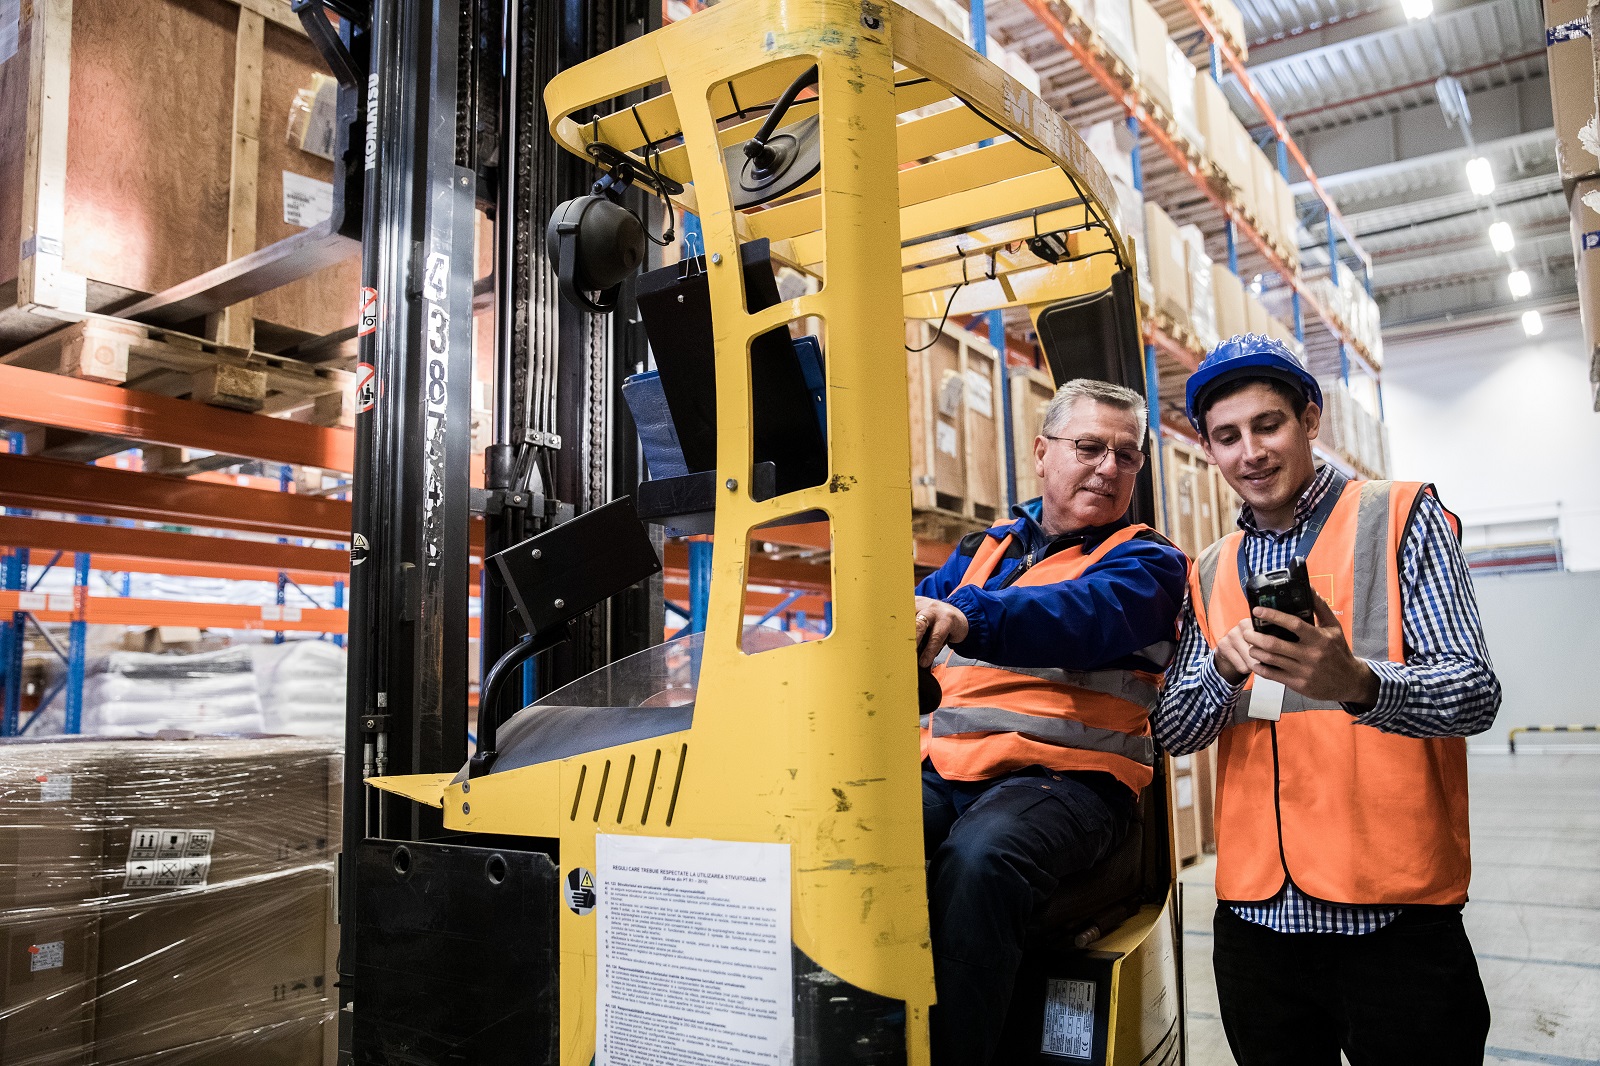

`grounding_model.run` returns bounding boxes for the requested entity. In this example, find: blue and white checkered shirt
[1154,464,1500,934]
